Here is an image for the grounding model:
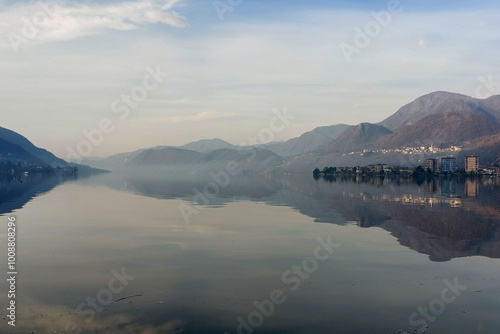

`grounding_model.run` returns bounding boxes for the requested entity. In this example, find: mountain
[379,91,500,132]
[0,137,43,163]
[325,123,392,153]
[126,147,284,173]
[264,124,350,157]
[82,90,500,172]
[0,126,107,175]
[278,123,395,172]
[280,92,500,171]
[0,126,66,166]
[481,95,500,115]
[458,133,500,165]
[128,147,204,166]
[203,148,284,173]
[378,110,500,148]
[179,138,236,153]
[80,146,167,170]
